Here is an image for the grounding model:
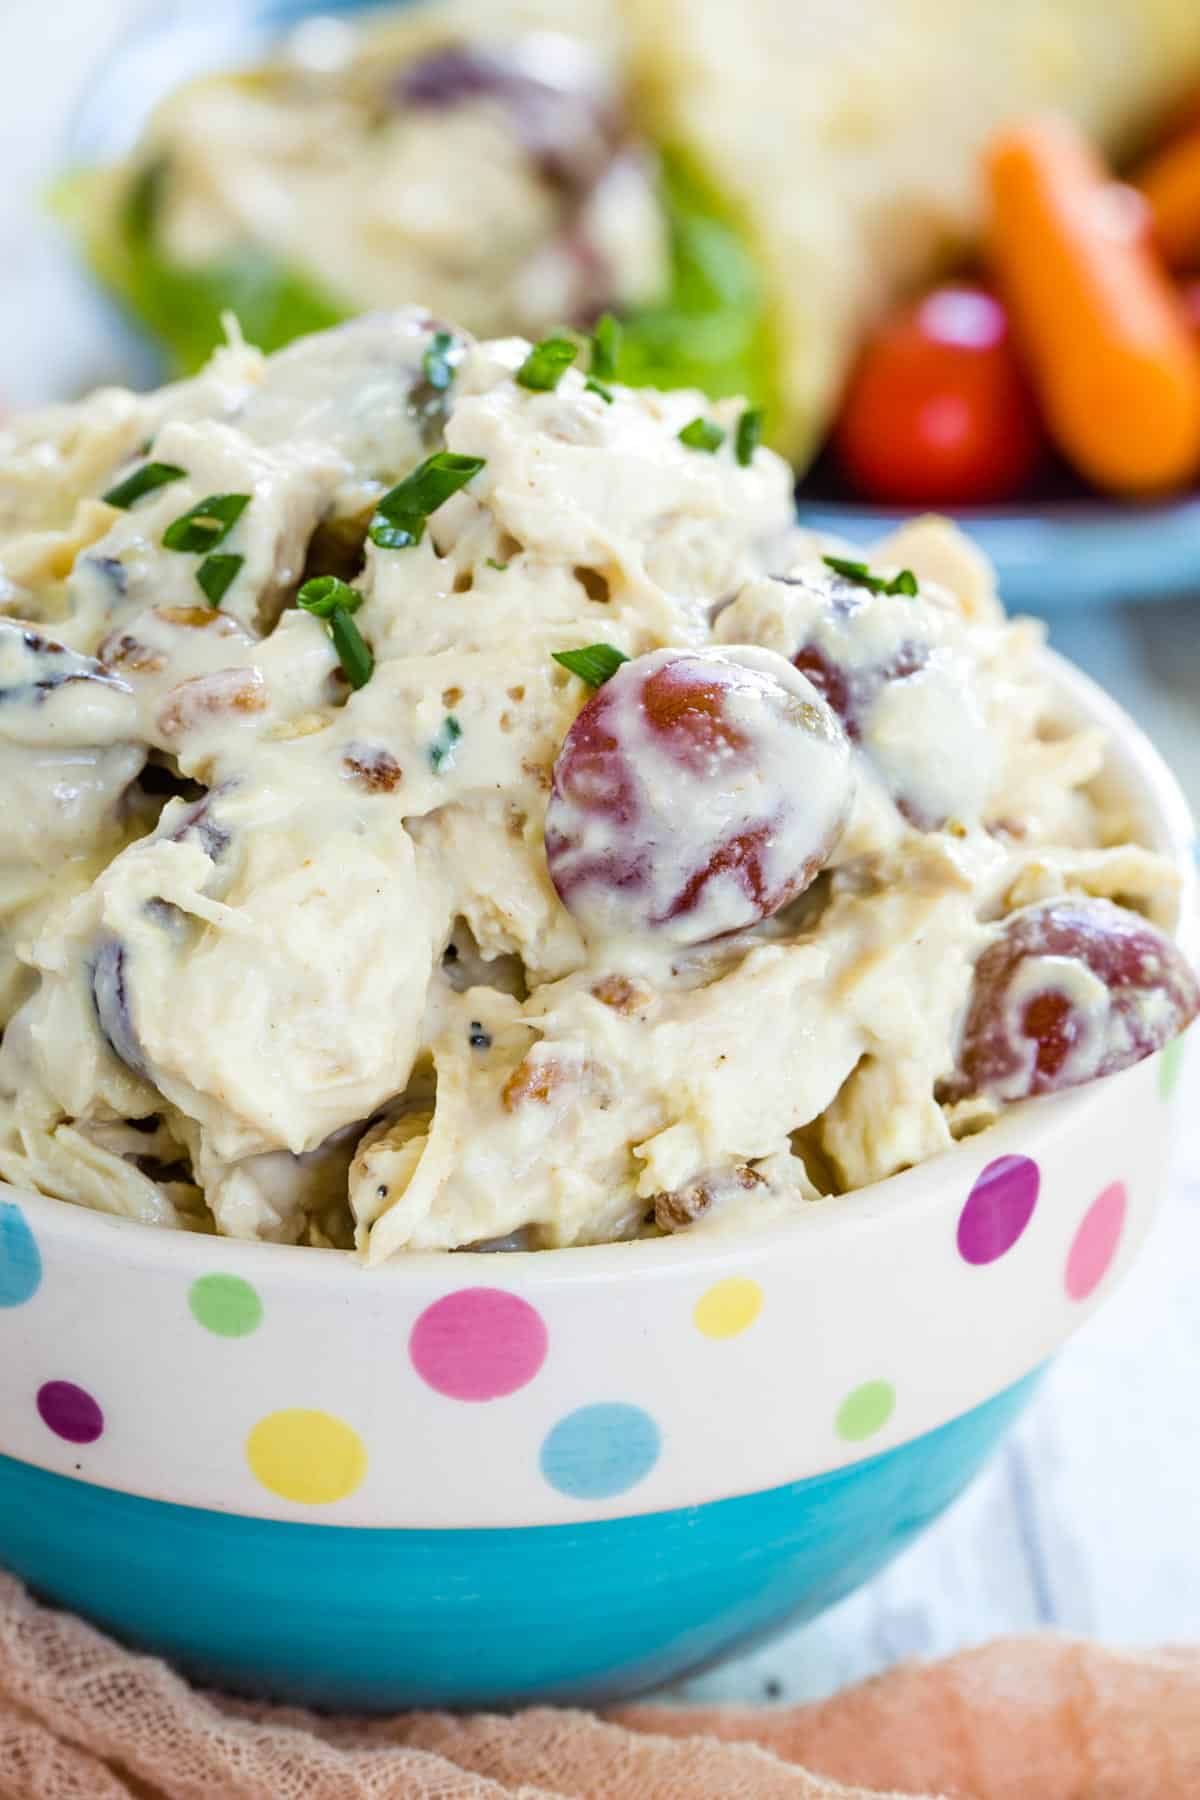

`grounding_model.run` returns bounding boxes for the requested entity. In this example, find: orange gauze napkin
[2,1571,1200,1799]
